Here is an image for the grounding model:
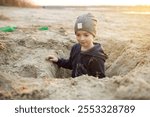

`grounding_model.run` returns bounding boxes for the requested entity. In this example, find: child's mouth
[80,41,86,45]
